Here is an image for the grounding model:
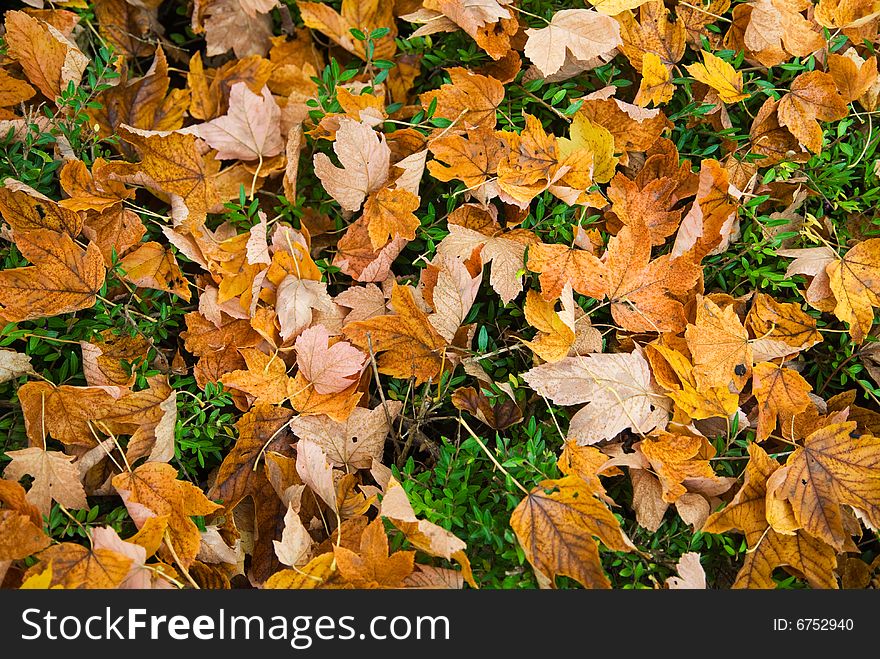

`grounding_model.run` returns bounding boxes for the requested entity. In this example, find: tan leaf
[436,224,531,303]
[273,503,313,568]
[379,477,476,588]
[524,9,622,78]
[426,254,482,342]
[778,245,837,308]
[522,350,668,444]
[276,276,335,341]
[295,438,337,510]
[336,283,387,324]
[666,552,706,588]
[201,0,274,58]
[314,118,390,211]
[0,349,34,384]
[194,83,283,161]
[3,447,88,517]
[289,401,402,470]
